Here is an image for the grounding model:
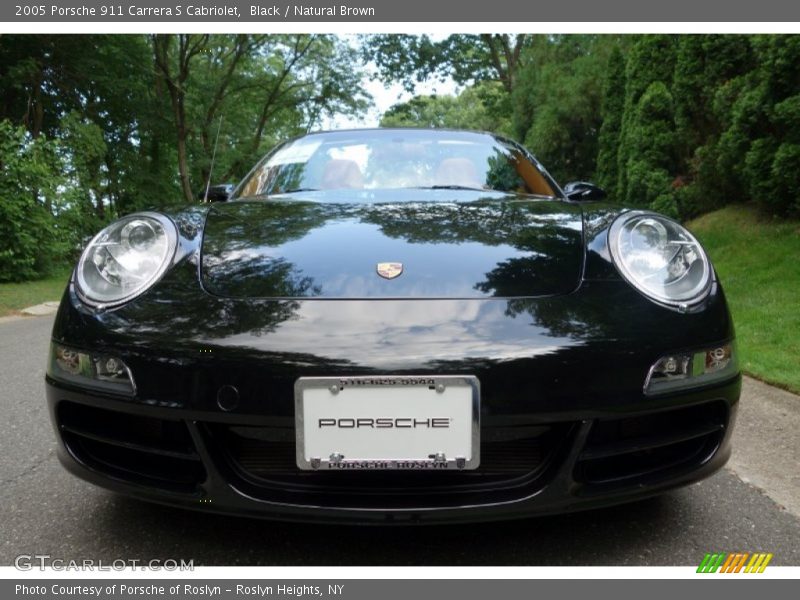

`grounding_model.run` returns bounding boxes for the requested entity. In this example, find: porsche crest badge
[376,262,403,280]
